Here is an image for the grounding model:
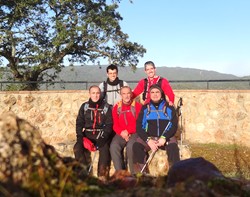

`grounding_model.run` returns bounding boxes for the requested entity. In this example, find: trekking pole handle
[179,97,183,106]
